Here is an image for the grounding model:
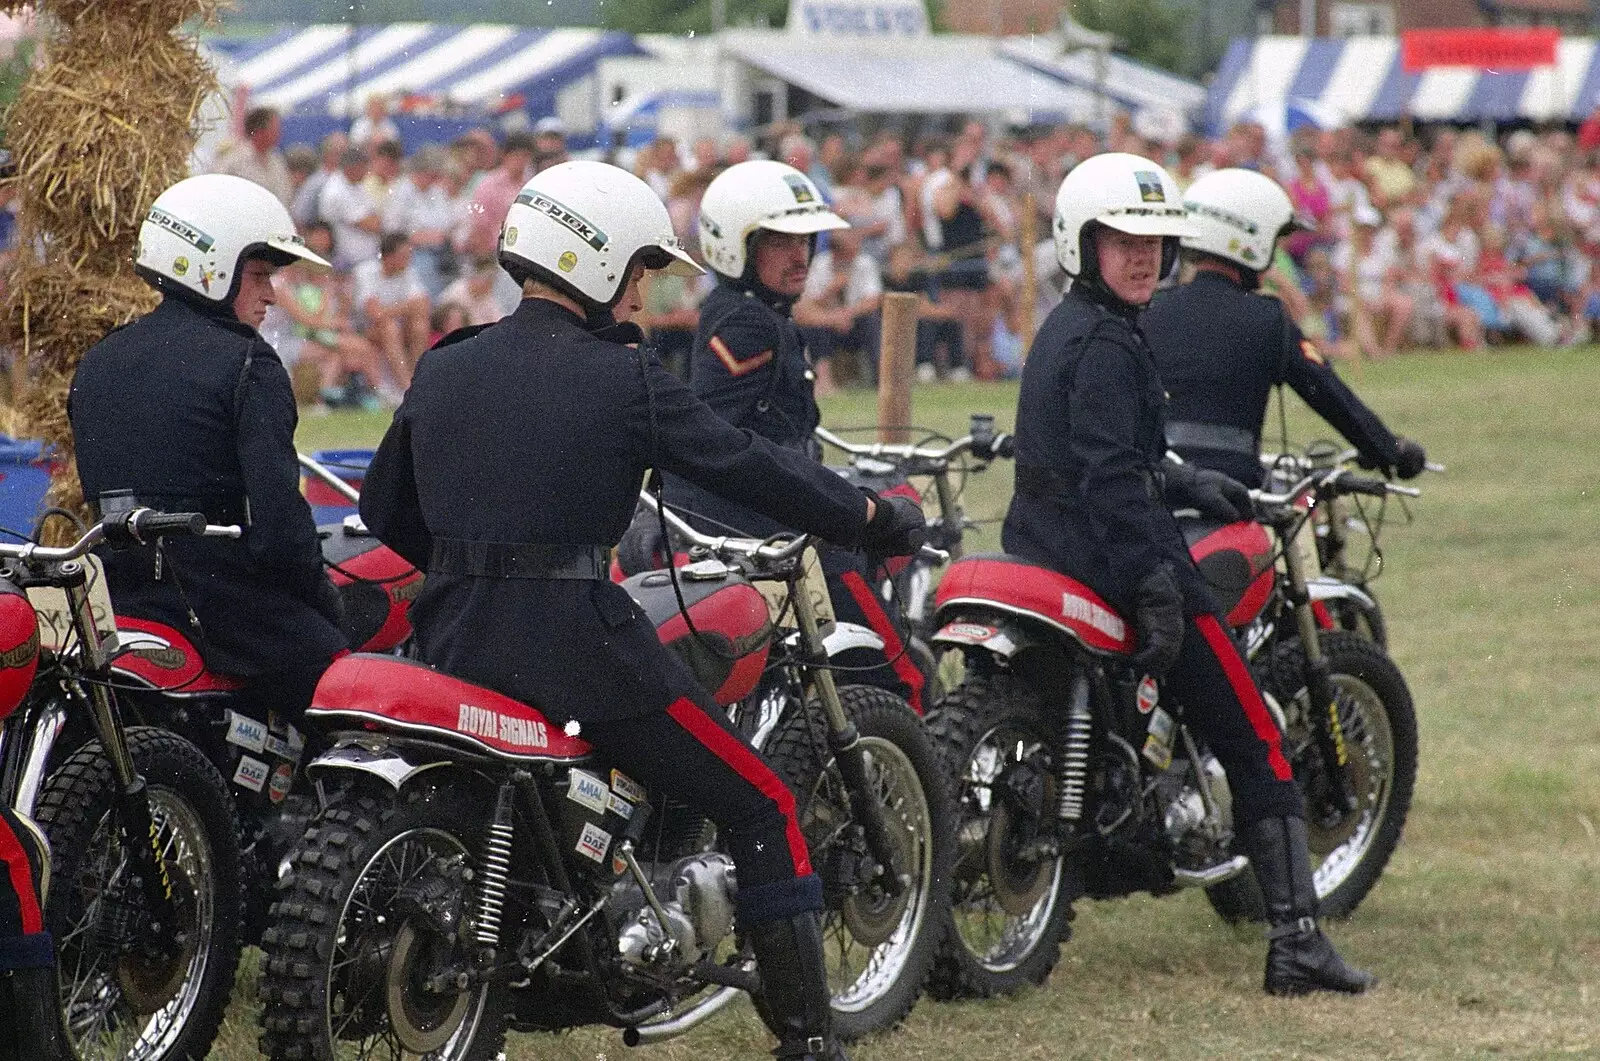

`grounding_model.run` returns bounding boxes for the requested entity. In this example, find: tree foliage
[1070,0,1189,75]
